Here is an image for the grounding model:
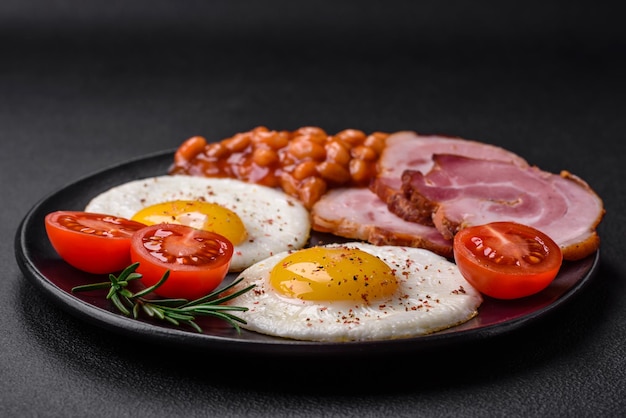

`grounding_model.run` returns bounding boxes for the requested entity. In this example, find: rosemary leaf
[71,282,111,293]
[70,262,255,333]
[201,311,244,332]
[141,304,155,317]
[106,286,117,300]
[110,293,130,316]
[185,321,202,333]
[148,298,189,306]
[181,280,254,308]
[133,270,170,298]
[151,307,166,320]
[163,316,180,326]
[132,303,140,319]
[162,311,196,321]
